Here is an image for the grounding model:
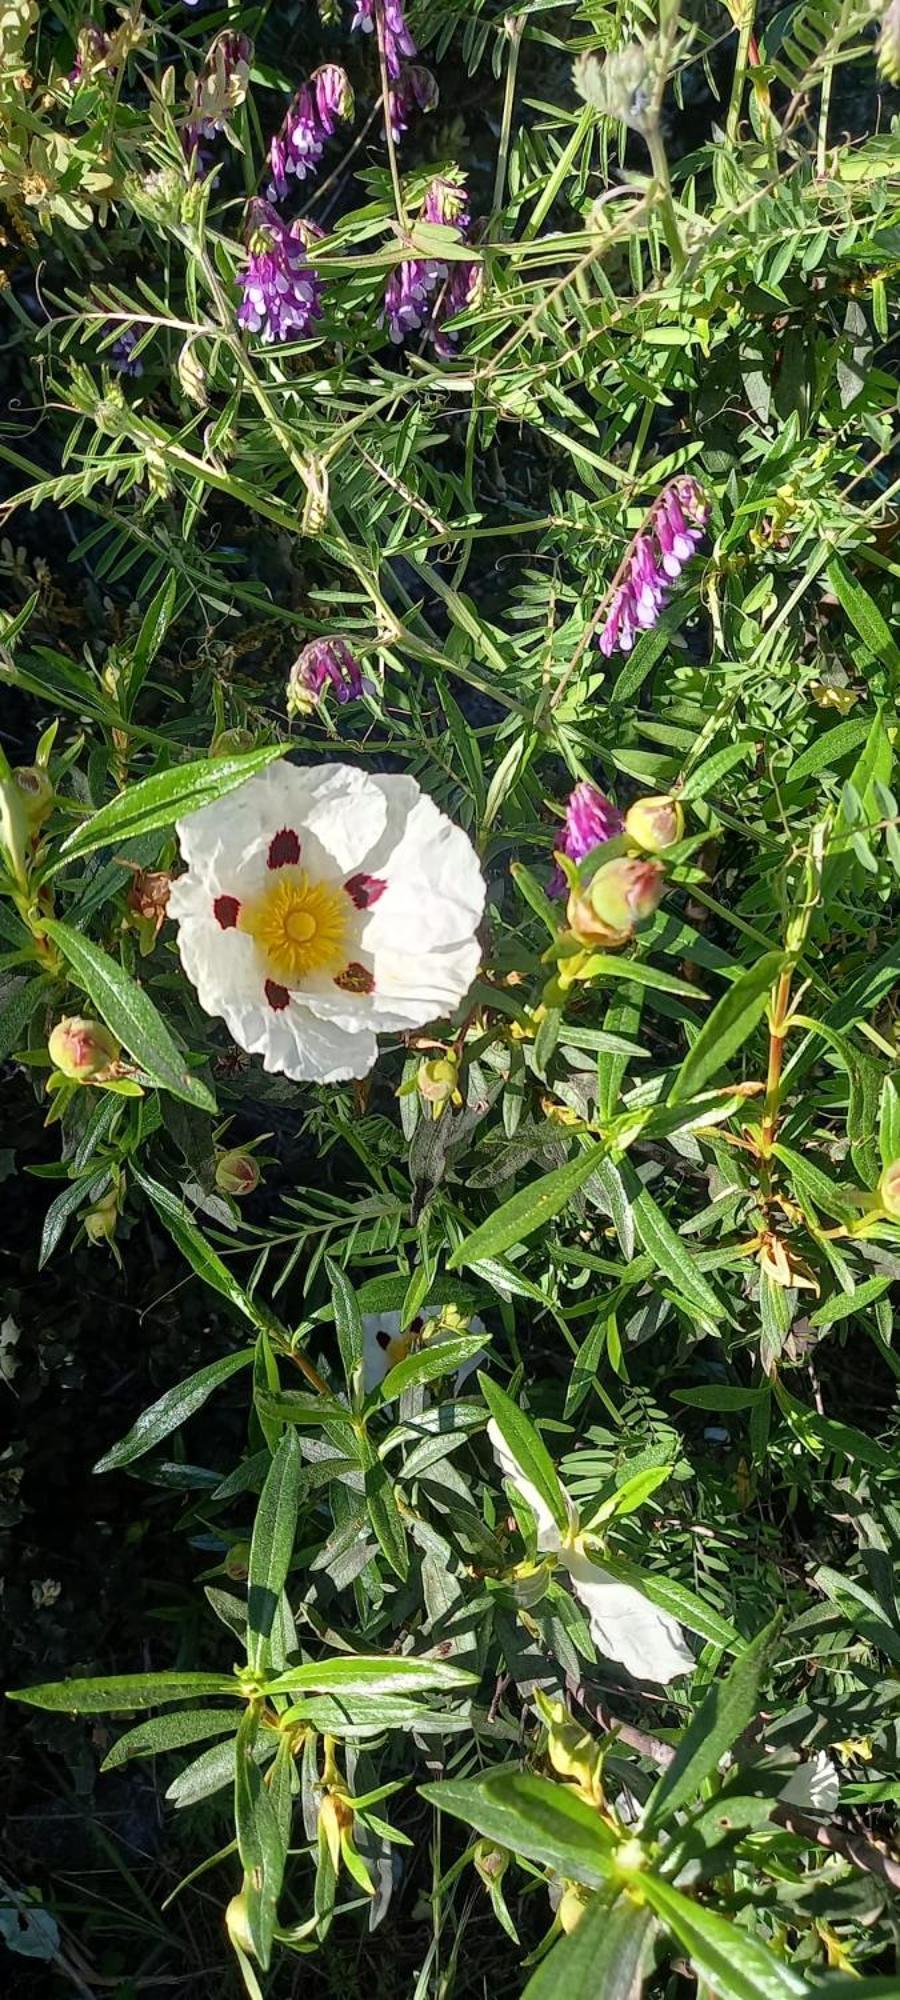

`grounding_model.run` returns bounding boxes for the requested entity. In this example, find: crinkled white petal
[175,761,389,898]
[778,1752,839,1815]
[229,993,377,1082]
[563,1548,693,1686]
[363,1308,486,1394]
[488,1418,562,1553]
[361,789,486,955]
[303,937,481,1032]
